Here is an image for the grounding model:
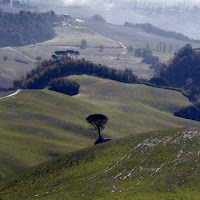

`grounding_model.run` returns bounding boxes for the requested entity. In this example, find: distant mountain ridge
[124,21,200,43]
